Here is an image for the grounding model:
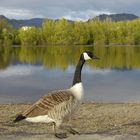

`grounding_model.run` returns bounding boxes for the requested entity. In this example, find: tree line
[1,18,140,46]
[0,46,140,70]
